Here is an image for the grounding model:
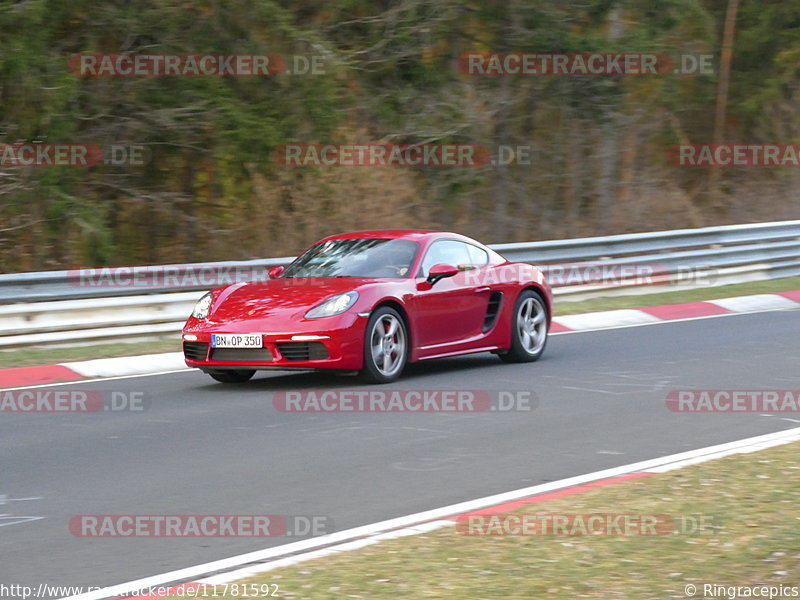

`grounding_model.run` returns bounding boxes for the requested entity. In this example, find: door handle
[474,286,491,293]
